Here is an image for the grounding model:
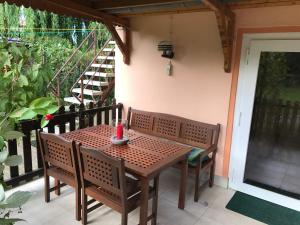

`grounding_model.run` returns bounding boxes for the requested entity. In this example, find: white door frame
[229,32,300,211]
